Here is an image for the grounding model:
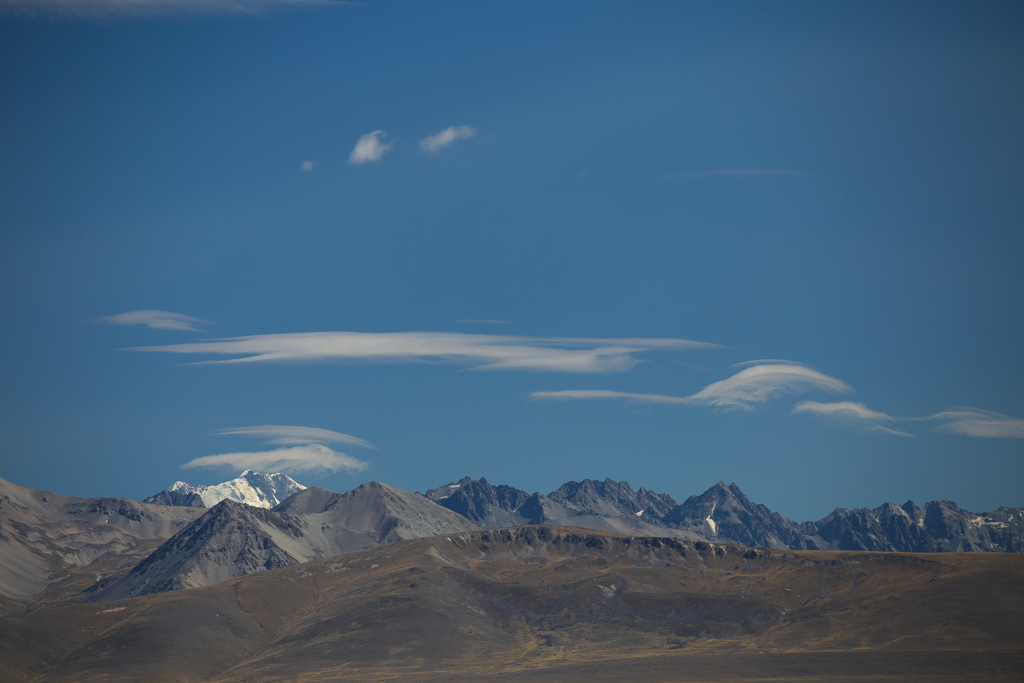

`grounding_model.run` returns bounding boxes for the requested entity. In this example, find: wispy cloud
[0,0,340,18]
[929,408,1024,439]
[419,125,476,153]
[129,331,717,373]
[348,130,392,164]
[300,160,317,173]
[687,363,851,410]
[217,425,376,449]
[182,443,368,475]
[530,389,687,404]
[793,401,913,437]
[98,310,209,332]
[665,169,818,179]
